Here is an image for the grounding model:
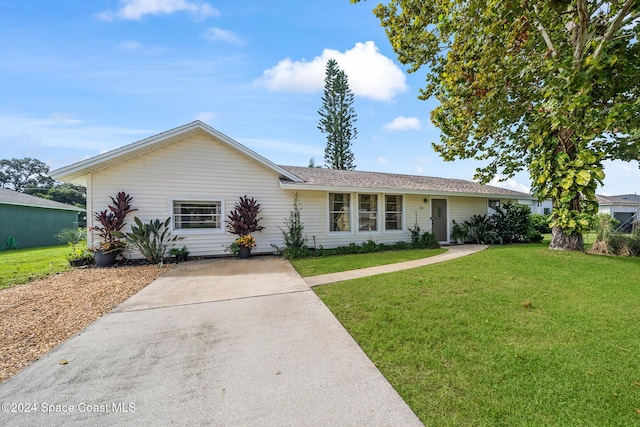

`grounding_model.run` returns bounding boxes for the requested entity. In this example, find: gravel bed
[0,265,171,383]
